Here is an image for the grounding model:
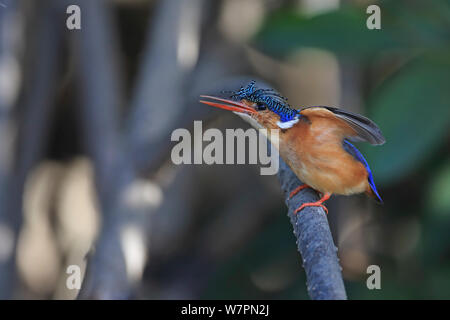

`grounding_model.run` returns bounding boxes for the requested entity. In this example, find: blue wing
[342,140,383,203]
